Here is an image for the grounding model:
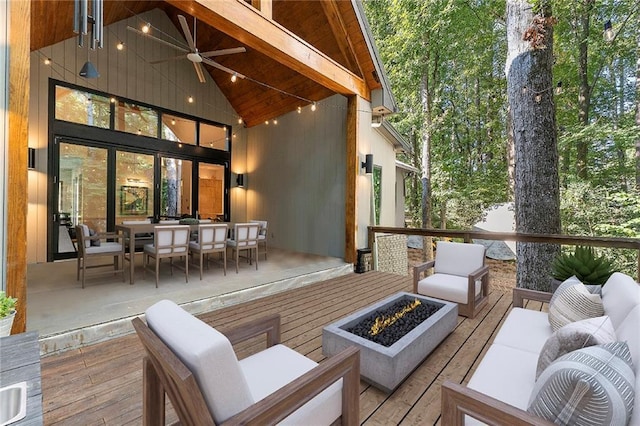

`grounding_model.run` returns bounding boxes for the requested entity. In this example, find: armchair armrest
[223,346,360,426]
[413,260,436,293]
[512,288,552,308]
[221,313,281,347]
[441,381,554,426]
[469,265,489,282]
